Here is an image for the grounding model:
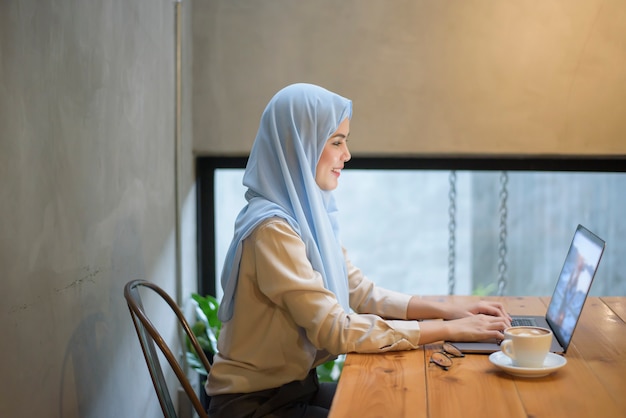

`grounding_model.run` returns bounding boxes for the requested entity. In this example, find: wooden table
[329,296,626,418]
